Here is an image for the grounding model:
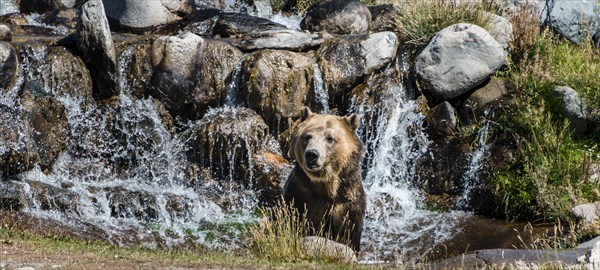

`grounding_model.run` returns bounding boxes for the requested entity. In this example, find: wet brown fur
[283,107,366,252]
